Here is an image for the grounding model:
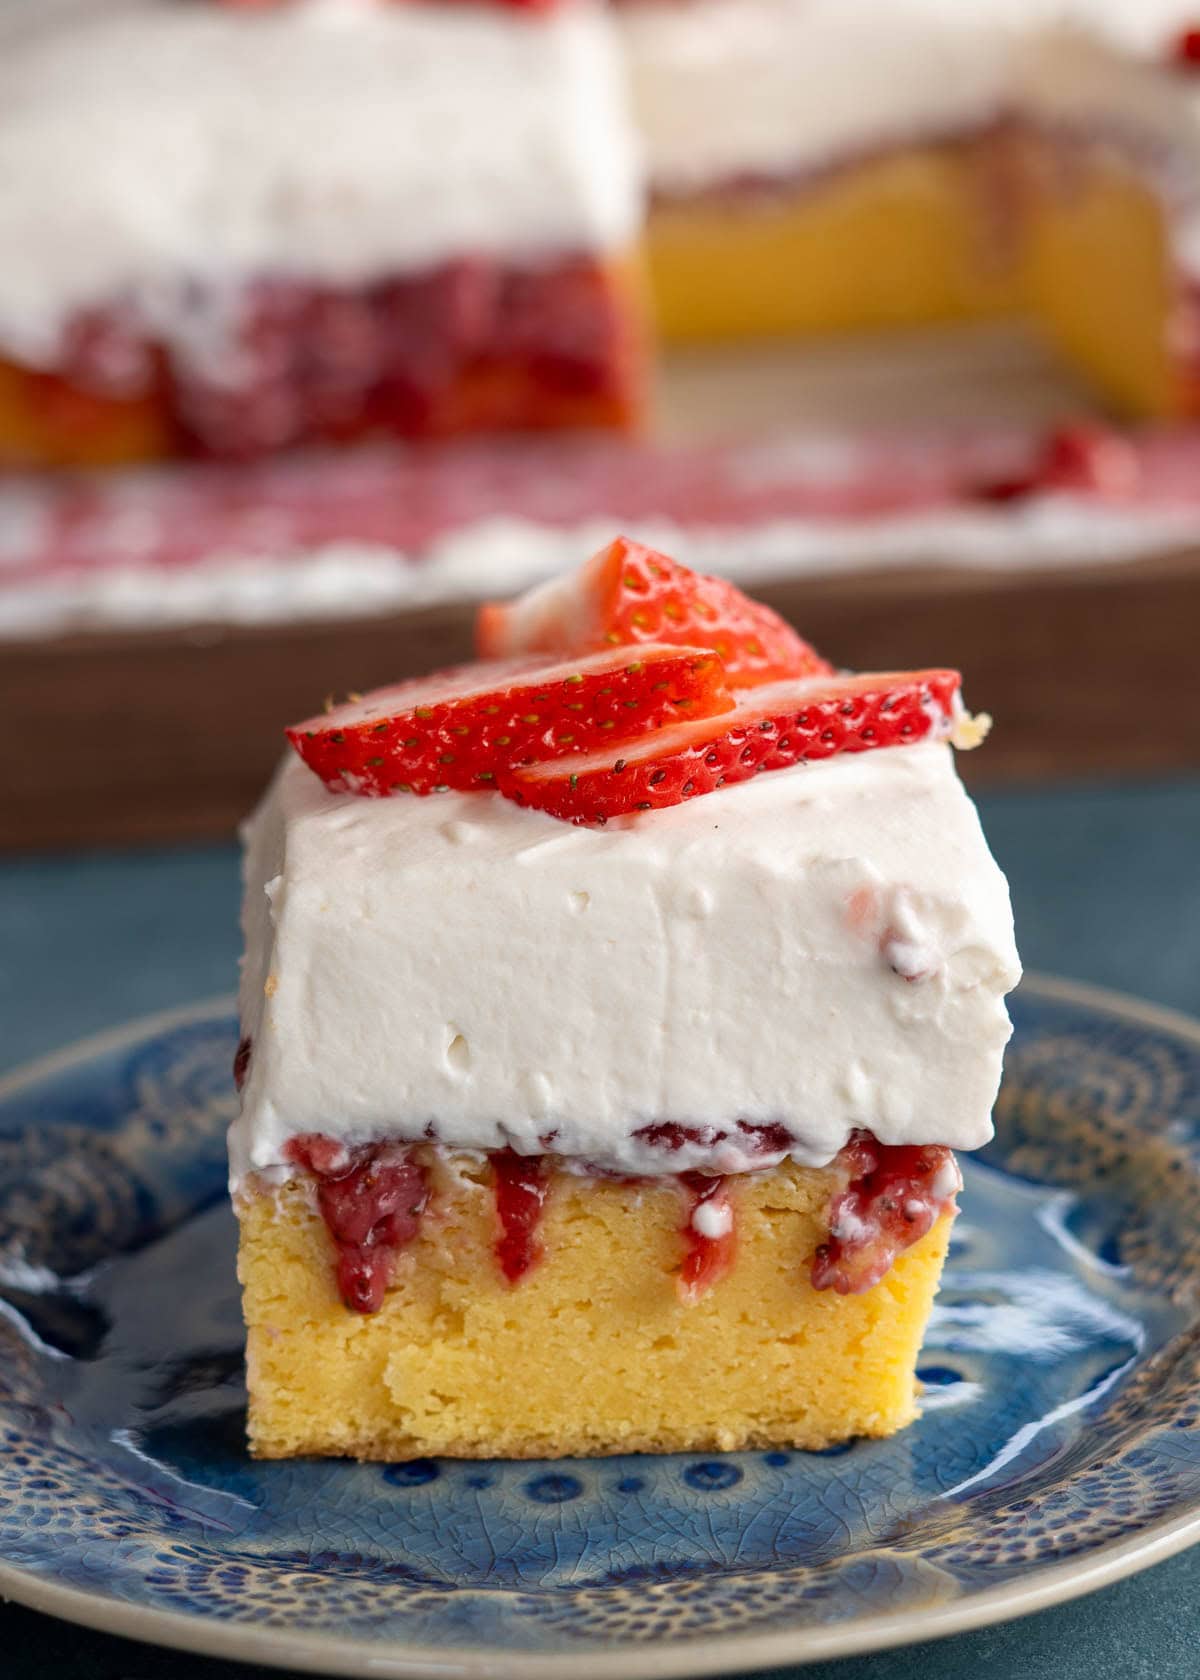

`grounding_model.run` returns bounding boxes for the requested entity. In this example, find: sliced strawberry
[477,535,831,688]
[286,644,733,798]
[507,669,970,825]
